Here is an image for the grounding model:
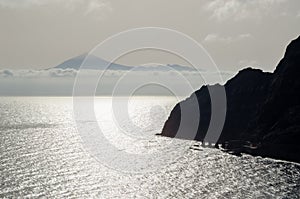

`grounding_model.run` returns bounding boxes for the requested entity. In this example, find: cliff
[160,35,300,163]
